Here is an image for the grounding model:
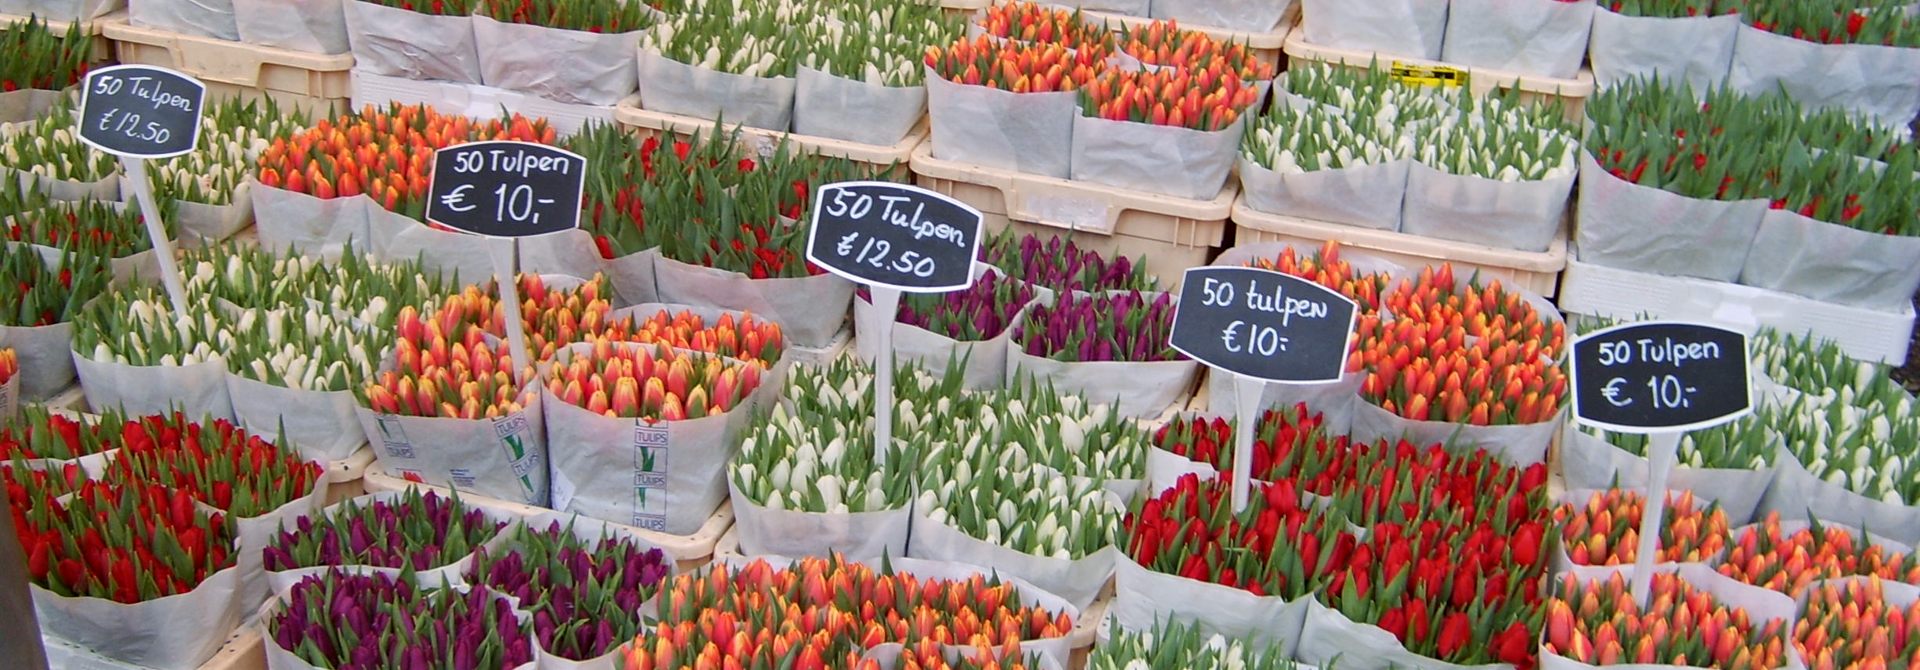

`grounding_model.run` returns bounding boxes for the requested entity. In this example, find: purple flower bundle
[1015,290,1183,363]
[860,271,1035,341]
[268,570,534,670]
[263,489,505,573]
[983,231,1156,294]
[466,520,672,661]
